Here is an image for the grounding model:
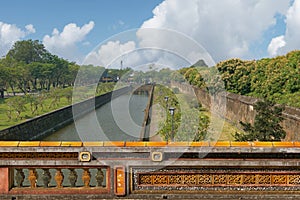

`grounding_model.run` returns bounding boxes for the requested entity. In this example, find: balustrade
[12,167,107,189]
